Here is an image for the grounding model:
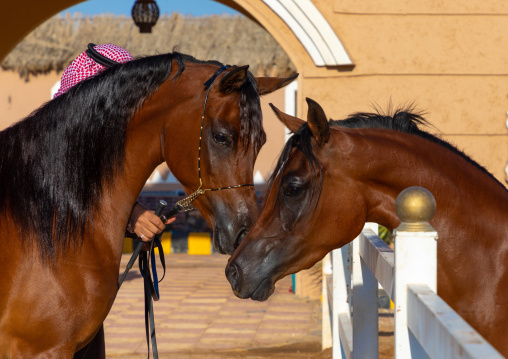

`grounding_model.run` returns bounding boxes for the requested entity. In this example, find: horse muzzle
[212,224,249,255]
[225,261,275,301]
[226,263,275,302]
